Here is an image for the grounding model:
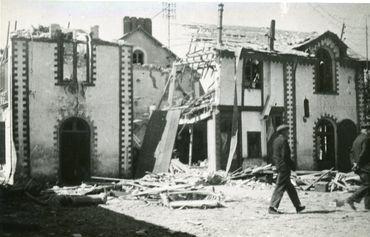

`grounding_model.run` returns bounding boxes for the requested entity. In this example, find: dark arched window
[316,48,334,93]
[133,50,144,65]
